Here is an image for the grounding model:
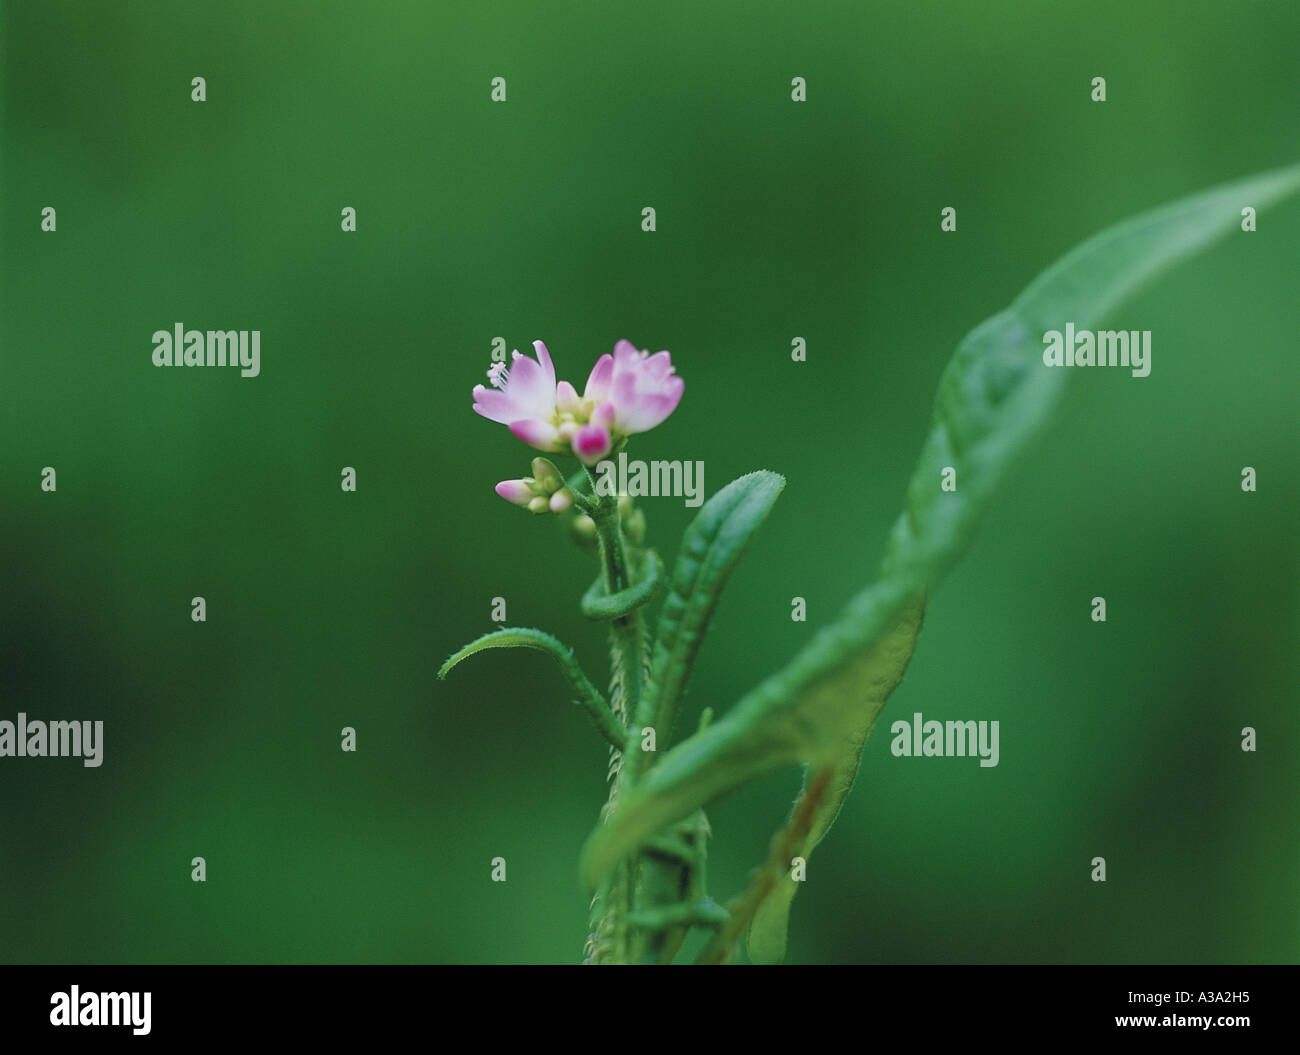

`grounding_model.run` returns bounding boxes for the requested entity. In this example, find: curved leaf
[581,162,1300,892]
[438,627,622,748]
[748,593,925,963]
[639,470,786,739]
